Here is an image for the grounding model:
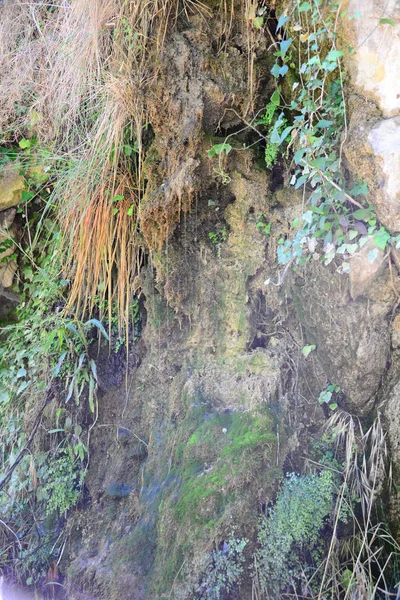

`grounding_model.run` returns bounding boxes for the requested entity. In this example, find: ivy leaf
[352,208,373,220]
[271,63,280,78]
[353,221,368,235]
[16,367,27,379]
[208,143,232,158]
[294,148,305,164]
[373,228,390,250]
[316,119,334,129]
[368,248,379,263]
[271,89,281,106]
[276,14,289,31]
[280,38,292,58]
[326,49,344,61]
